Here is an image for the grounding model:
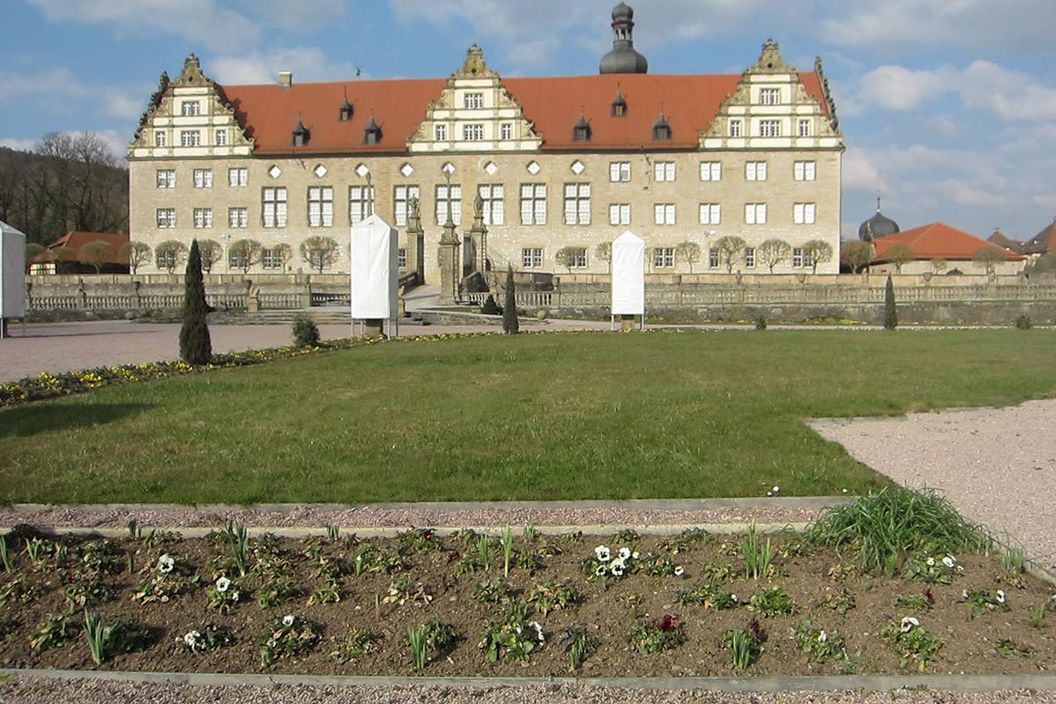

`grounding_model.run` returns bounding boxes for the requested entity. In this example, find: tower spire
[600,4,648,74]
